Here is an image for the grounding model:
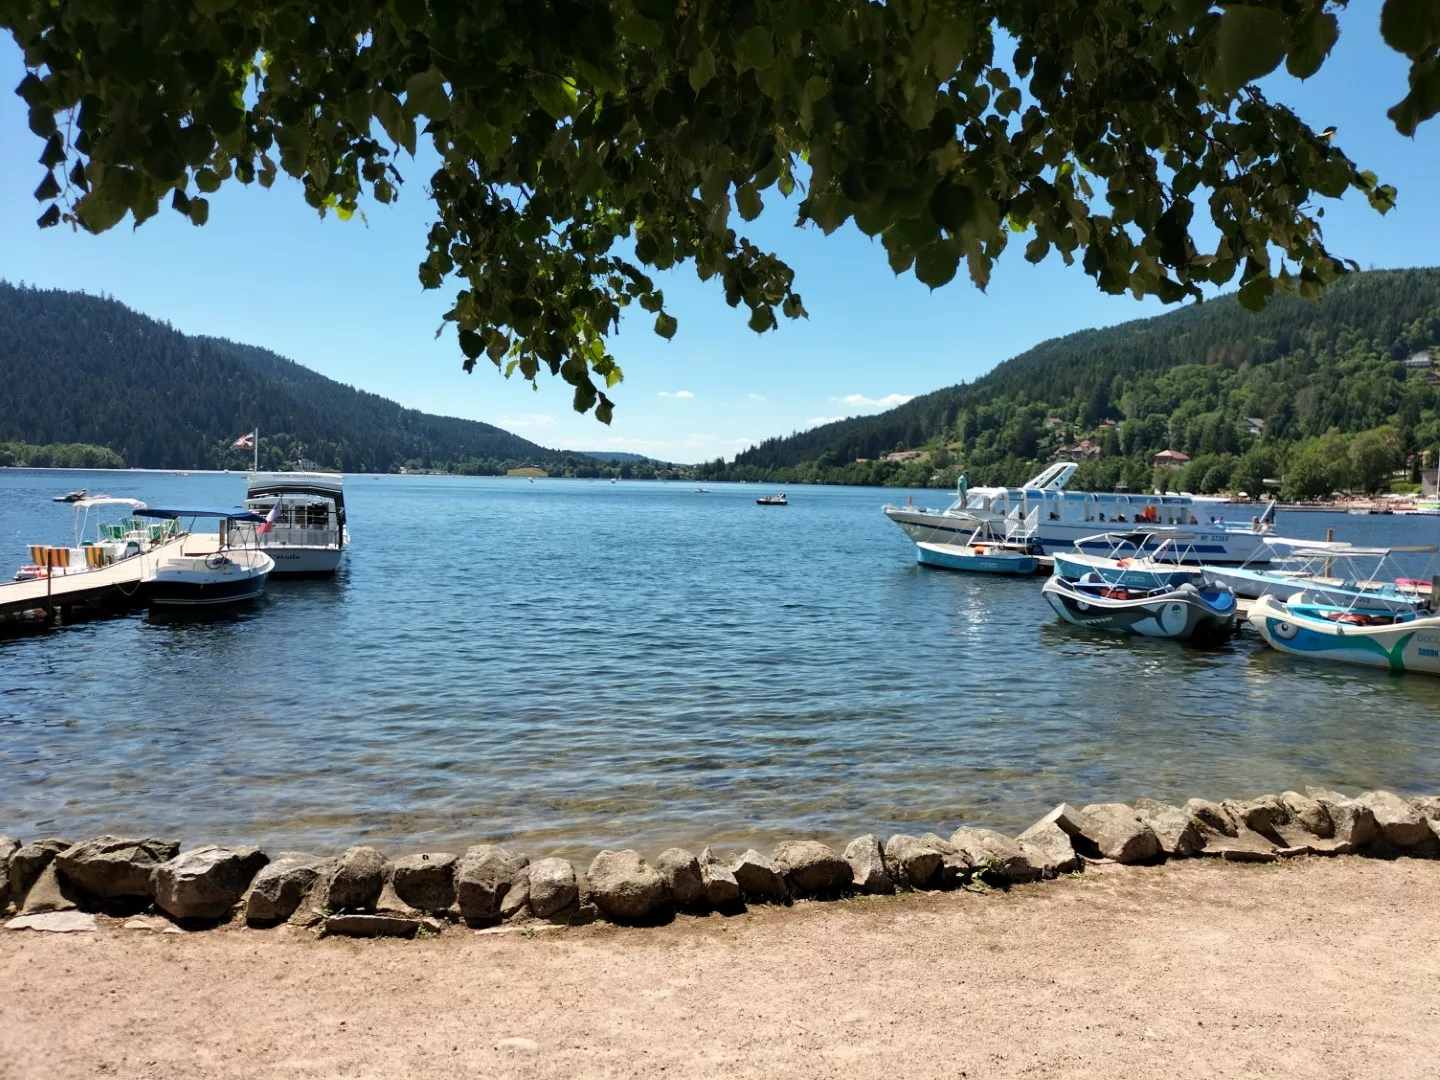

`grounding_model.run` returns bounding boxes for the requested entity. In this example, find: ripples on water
[2,469,1439,858]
